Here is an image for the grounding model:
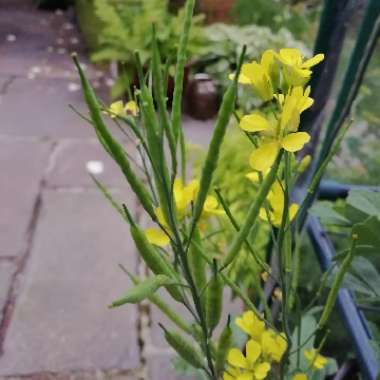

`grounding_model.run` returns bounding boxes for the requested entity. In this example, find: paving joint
[0,76,16,96]
[132,202,150,380]
[0,366,144,380]
[0,141,56,354]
